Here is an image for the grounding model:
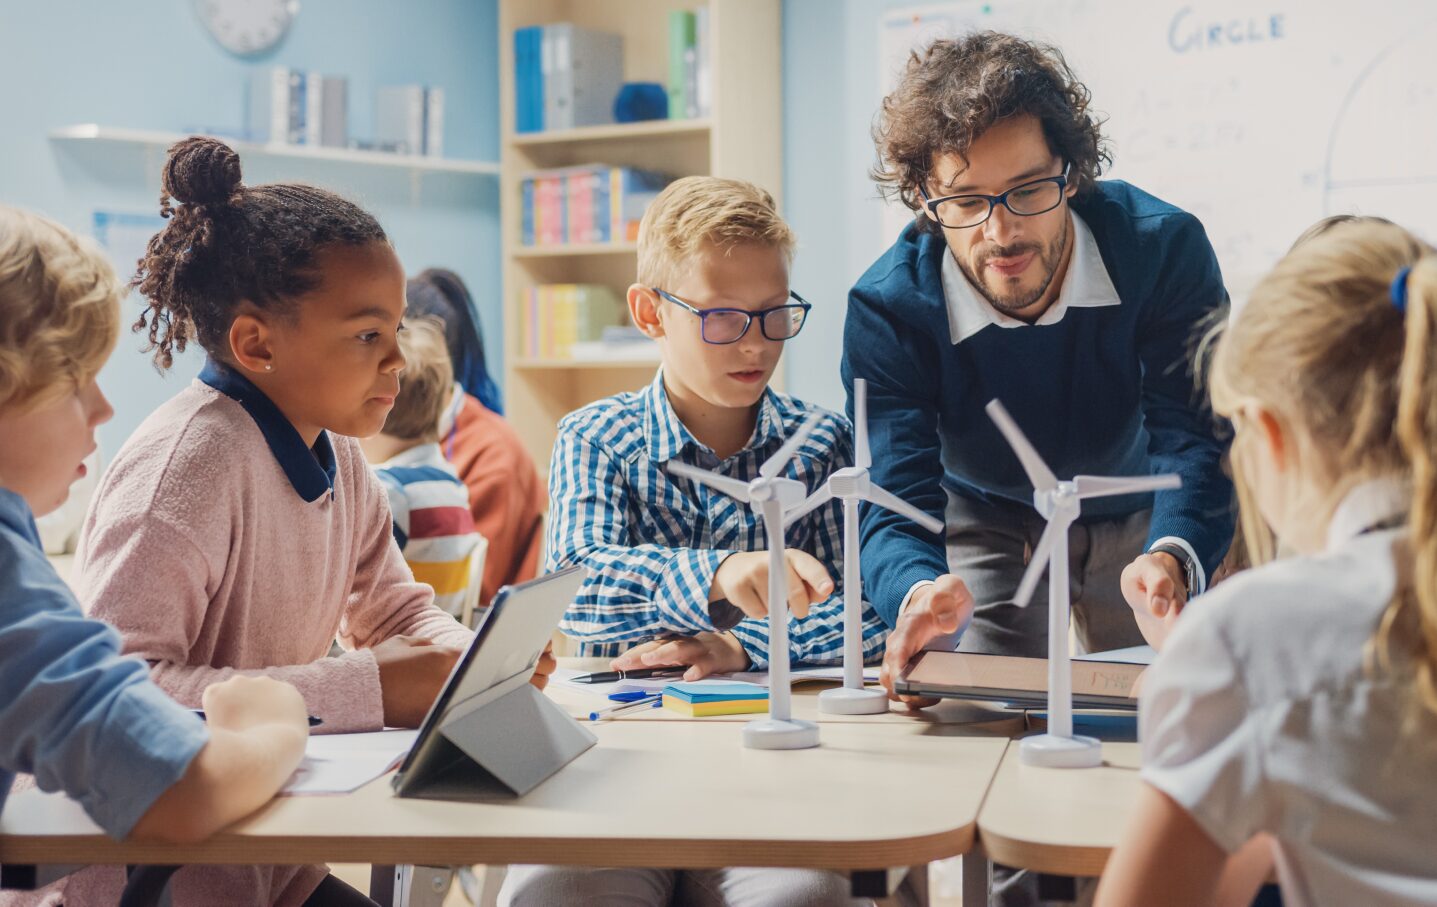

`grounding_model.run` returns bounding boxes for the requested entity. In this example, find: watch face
[195,0,297,56]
